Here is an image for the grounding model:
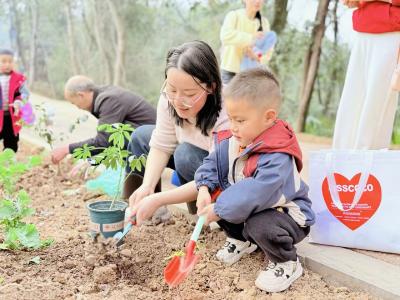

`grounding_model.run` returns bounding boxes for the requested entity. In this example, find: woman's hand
[128,184,154,208]
[253,31,264,43]
[196,186,211,216]
[244,46,260,61]
[342,0,361,8]
[130,194,162,226]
